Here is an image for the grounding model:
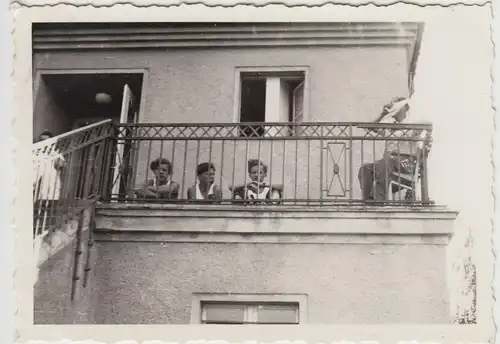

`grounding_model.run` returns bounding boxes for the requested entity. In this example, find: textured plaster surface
[90,241,449,324]
[10,3,494,343]
[34,47,408,124]
[34,46,408,196]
